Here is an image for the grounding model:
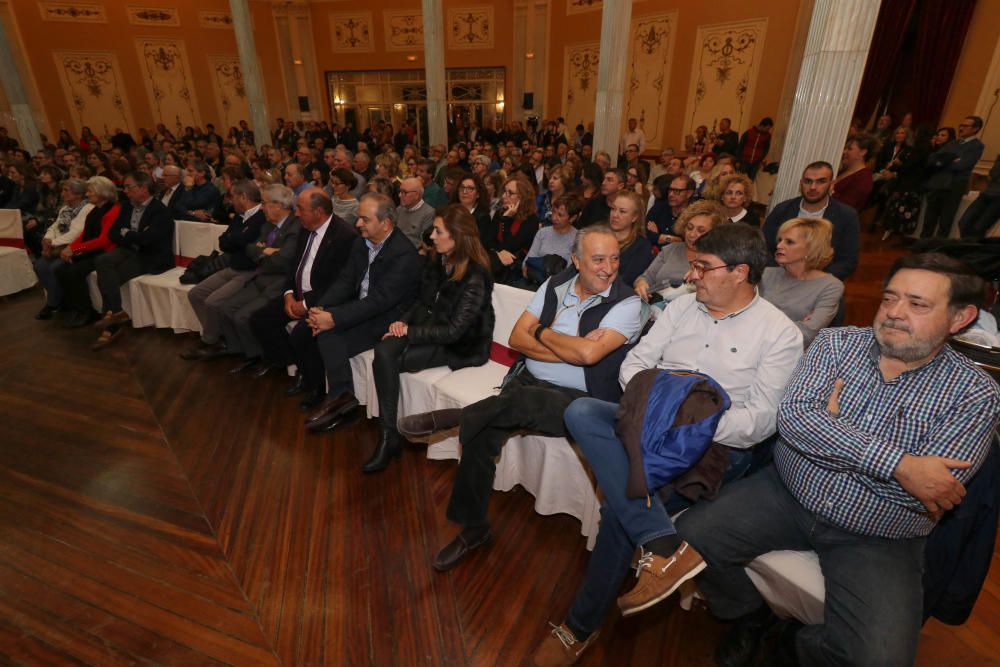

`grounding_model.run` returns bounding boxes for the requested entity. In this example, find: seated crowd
[3,115,999,666]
